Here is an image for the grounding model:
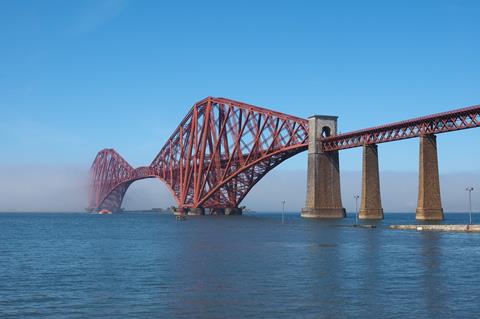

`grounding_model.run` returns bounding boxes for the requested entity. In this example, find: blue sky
[1,0,480,202]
